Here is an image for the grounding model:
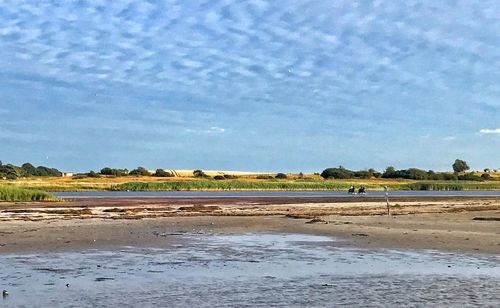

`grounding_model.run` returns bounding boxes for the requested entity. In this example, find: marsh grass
[395,181,500,191]
[0,186,59,202]
[114,180,386,191]
[114,180,500,191]
[2,176,500,192]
